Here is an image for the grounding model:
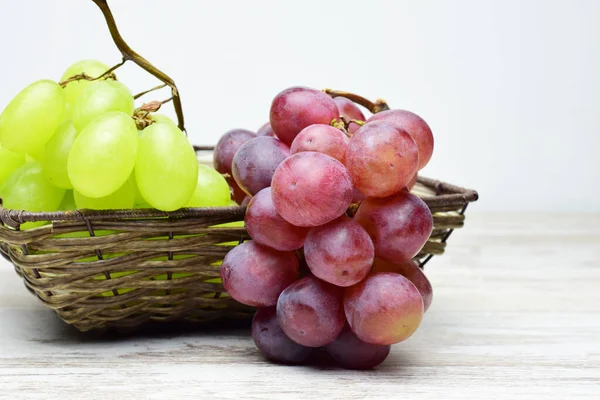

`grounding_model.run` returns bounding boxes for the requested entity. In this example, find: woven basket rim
[0,175,477,229]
